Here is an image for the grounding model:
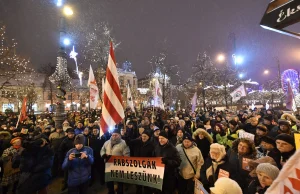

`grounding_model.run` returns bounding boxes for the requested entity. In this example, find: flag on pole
[102,78,105,100]
[230,84,246,102]
[153,79,164,109]
[286,81,297,112]
[87,65,99,109]
[127,84,135,112]
[191,92,197,112]
[266,149,300,193]
[20,97,27,123]
[100,42,125,136]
